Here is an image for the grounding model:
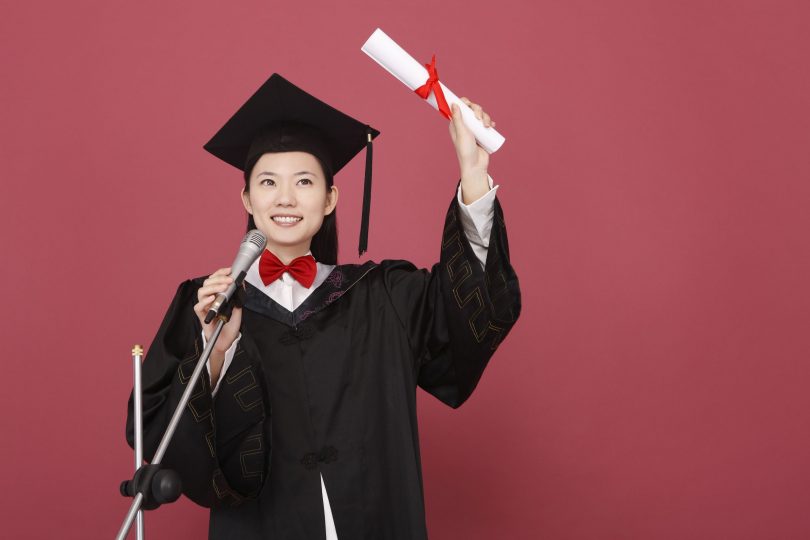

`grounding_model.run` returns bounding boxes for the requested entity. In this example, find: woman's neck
[268,246,313,265]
